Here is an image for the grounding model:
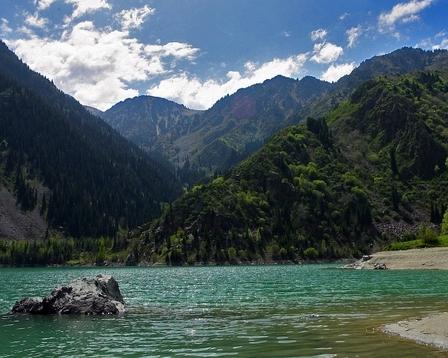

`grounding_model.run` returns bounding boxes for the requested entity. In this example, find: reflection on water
[0,265,448,357]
